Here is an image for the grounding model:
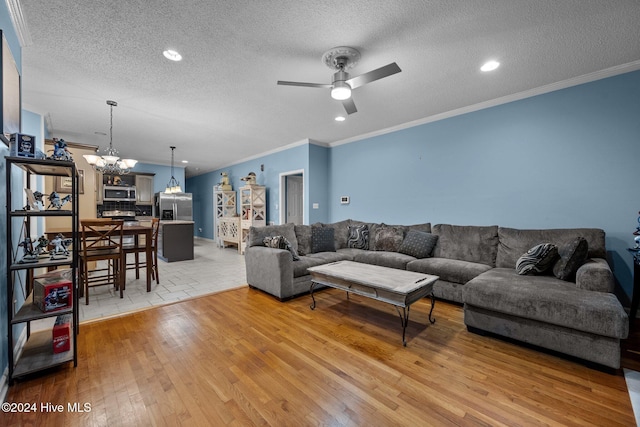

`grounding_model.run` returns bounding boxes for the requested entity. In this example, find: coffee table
[307,260,438,346]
